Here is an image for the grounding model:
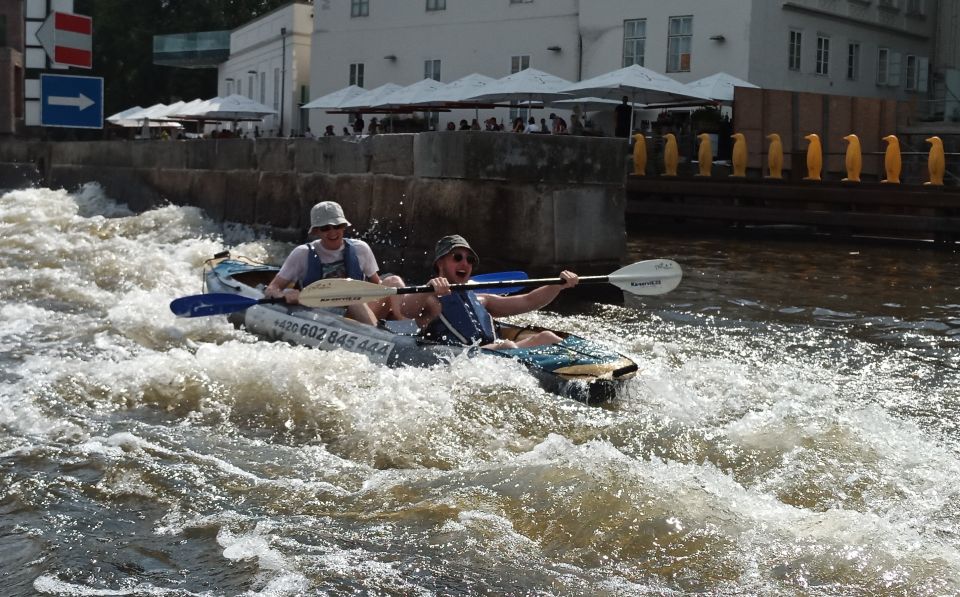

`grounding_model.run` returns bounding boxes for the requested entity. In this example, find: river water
[1,184,958,596]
